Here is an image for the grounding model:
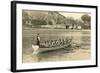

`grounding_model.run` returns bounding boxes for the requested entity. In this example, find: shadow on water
[35,47,75,62]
